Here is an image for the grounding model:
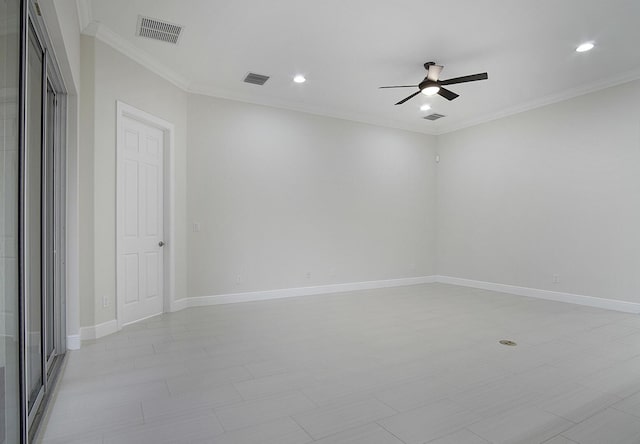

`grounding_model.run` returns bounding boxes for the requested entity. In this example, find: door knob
[158,241,165,247]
